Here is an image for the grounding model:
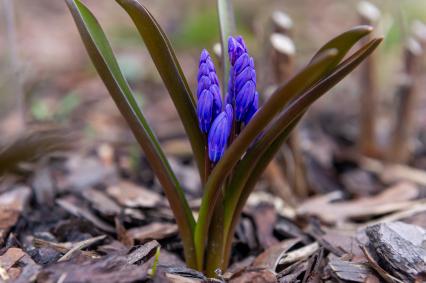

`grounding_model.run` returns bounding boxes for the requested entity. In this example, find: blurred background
[0,0,424,137]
